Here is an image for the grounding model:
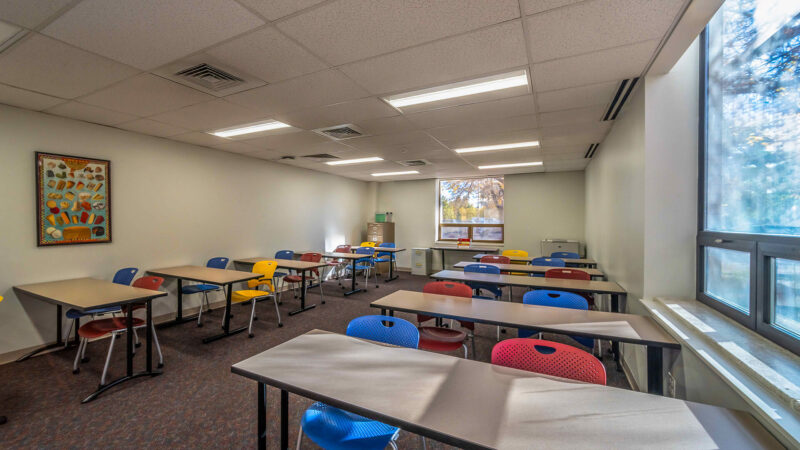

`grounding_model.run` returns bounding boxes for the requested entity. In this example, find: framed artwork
[36,152,111,246]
